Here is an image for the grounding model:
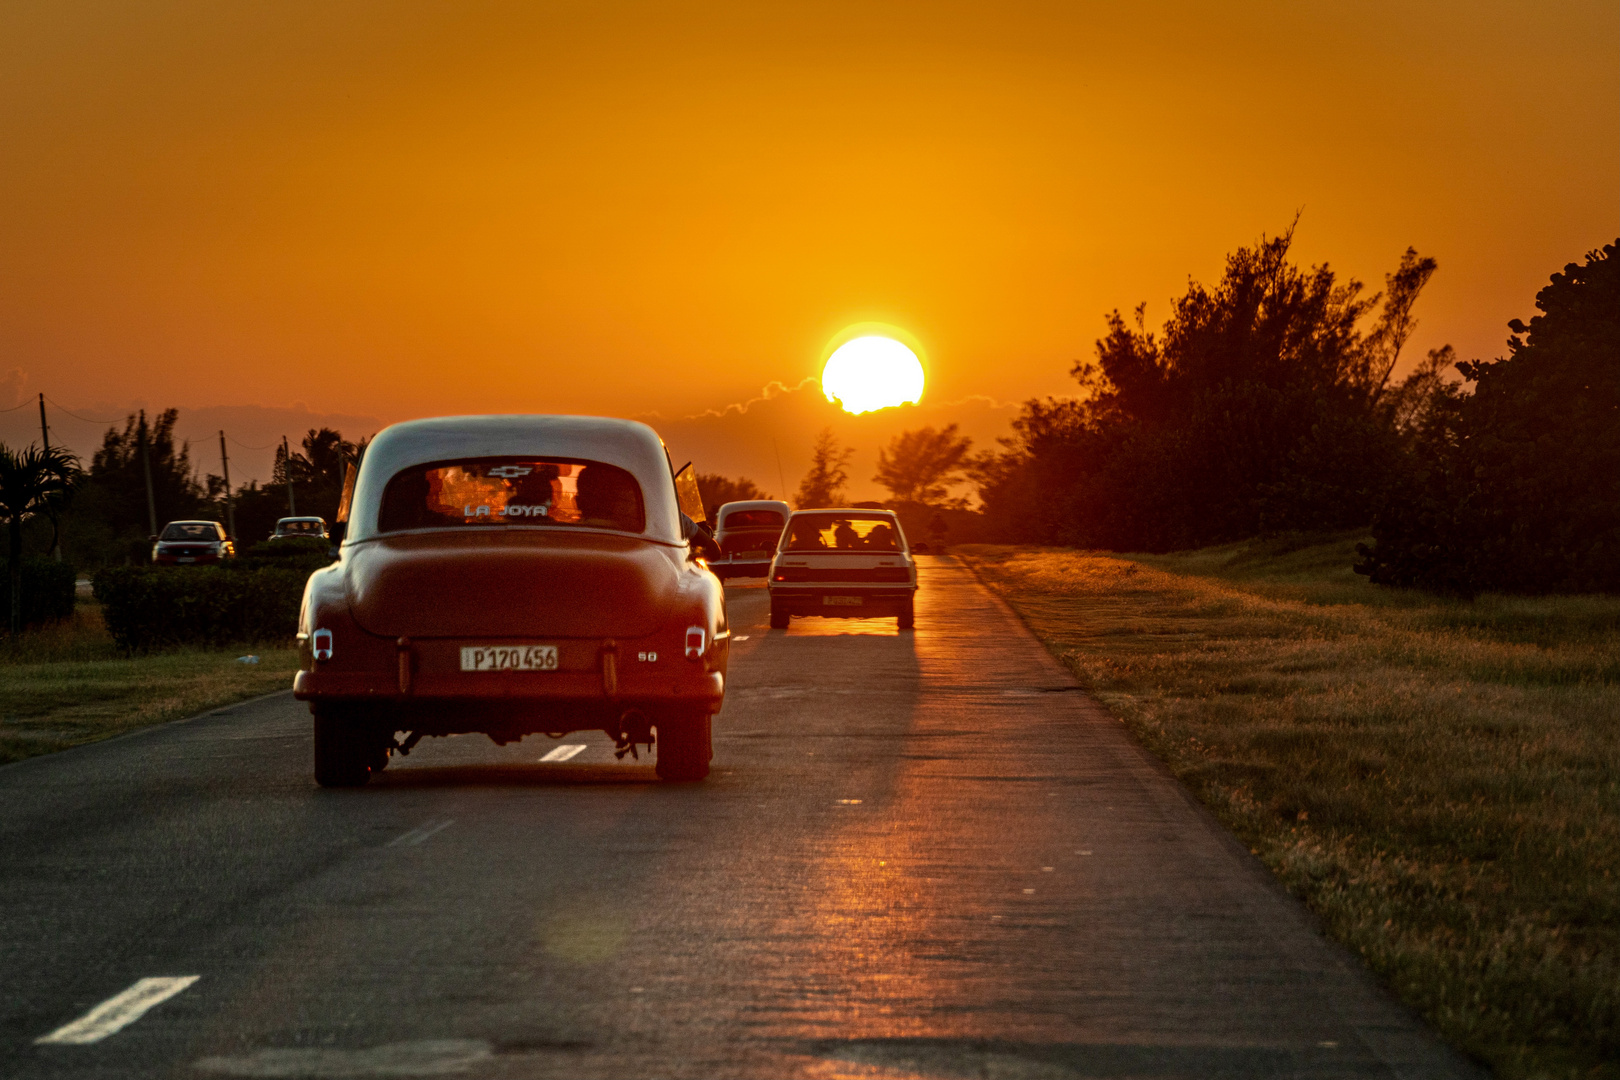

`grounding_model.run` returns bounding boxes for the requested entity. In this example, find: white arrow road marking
[540,744,587,763]
[36,976,200,1045]
[388,819,454,847]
